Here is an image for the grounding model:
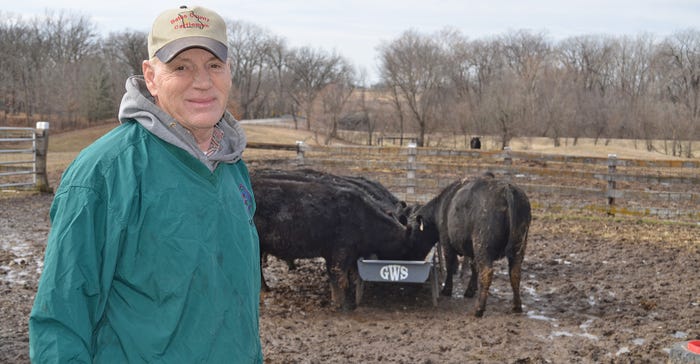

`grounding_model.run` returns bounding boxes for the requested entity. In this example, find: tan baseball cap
[148,5,228,63]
